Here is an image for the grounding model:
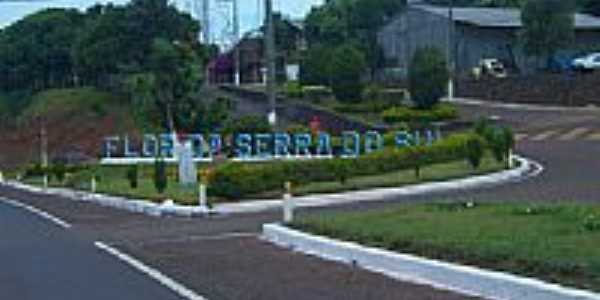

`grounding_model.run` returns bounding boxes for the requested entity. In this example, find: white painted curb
[214,155,541,214]
[448,97,599,112]
[3,156,541,218]
[263,224,600,300]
